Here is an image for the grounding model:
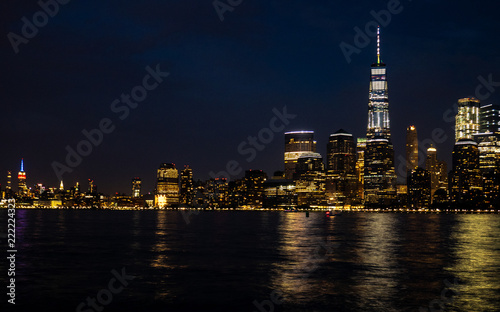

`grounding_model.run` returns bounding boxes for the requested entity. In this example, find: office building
[284,131,316,179]
[455,97,480,142]
[364,27,397,204]
[479,104,500,133]
[132,177,141,198]
[294,153,326,206]
[449,139,482,204]
[407,167,431,209]
[406,125,418,174]
[180,166,194,206]
[326,129,357,204]
[155,163,180,208]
